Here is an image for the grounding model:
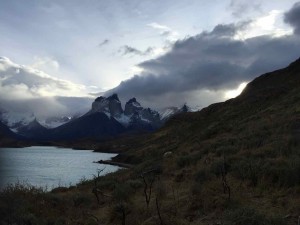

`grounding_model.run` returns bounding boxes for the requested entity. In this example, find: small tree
[112,183,132,225]
[140,169,159,209]
[92,168,111,205]
[155,178,166,225]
